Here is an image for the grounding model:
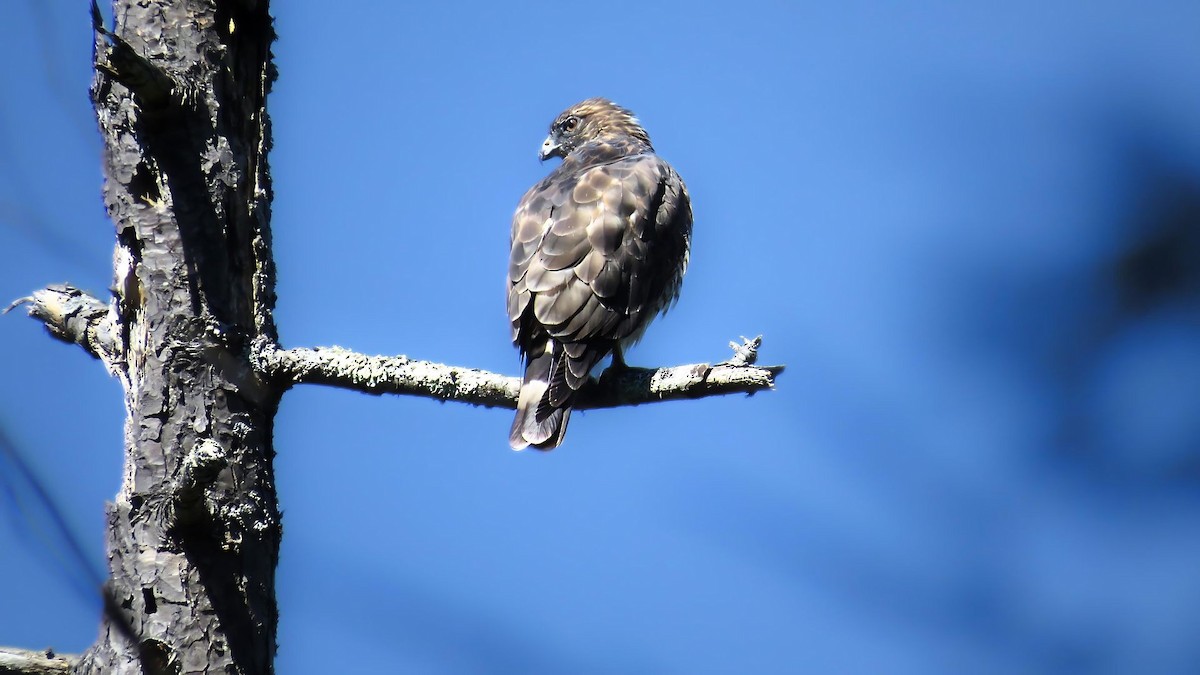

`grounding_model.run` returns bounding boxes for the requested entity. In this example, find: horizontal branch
[0,646,74,675]
[251,336,782,410]
[251,342,519,406]
[6,285,122,372]
[12,285,782,409]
